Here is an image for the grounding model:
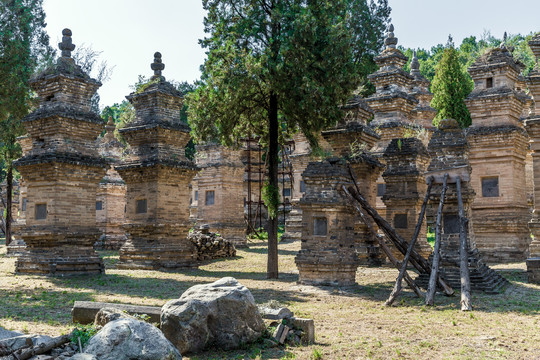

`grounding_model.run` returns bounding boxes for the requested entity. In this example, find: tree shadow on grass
[0,287,94,325]
[46,272,308,306]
